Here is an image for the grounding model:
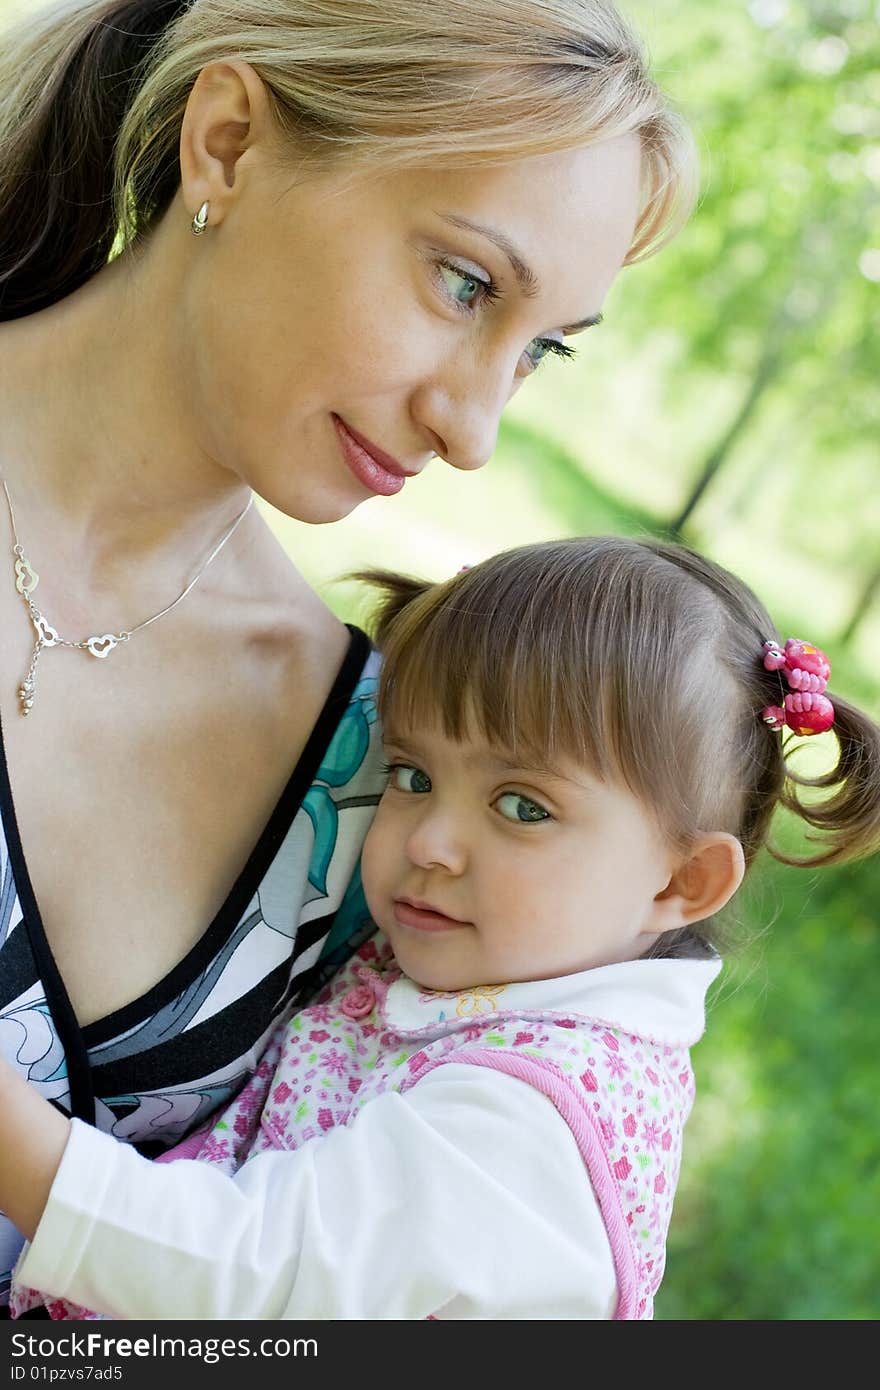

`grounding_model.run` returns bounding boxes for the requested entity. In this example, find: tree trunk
[668,218,853,538]
[668,347,783,535]
[839,565,880,646]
